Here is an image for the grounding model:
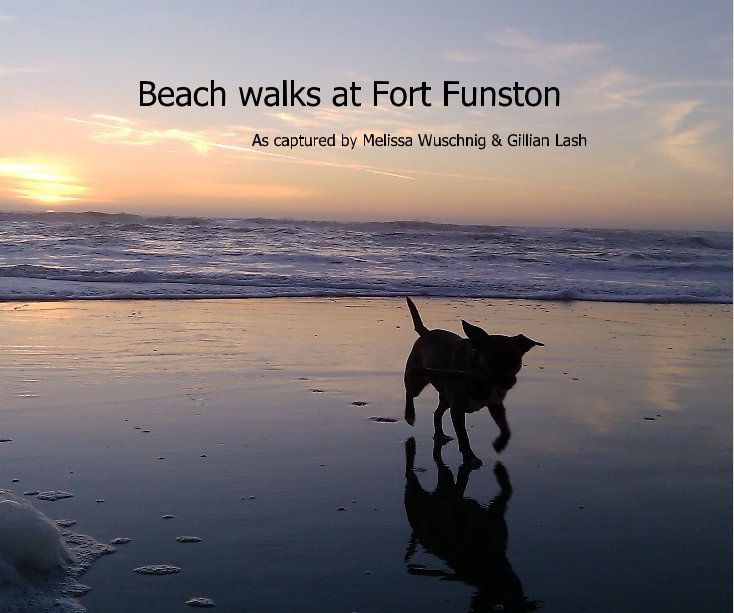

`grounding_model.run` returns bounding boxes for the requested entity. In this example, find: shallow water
[0,298,730,611]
